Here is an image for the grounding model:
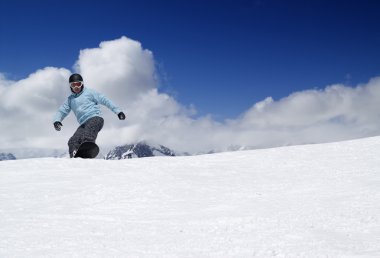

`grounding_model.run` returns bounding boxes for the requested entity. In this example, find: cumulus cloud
[231,79,380,147]
[1,36,380,154]
[75,36,156,106]
[0,67,73,148]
